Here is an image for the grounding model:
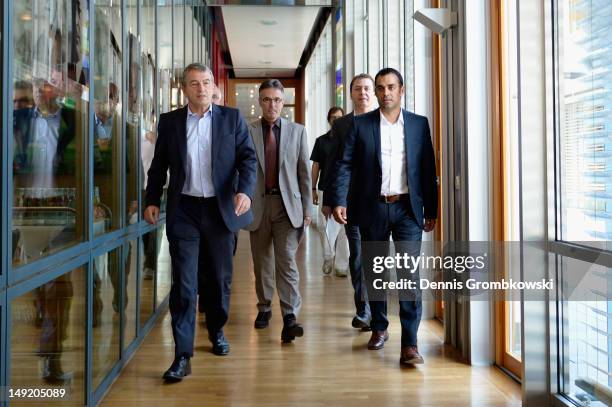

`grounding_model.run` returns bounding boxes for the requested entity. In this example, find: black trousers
[166,195,235,358]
